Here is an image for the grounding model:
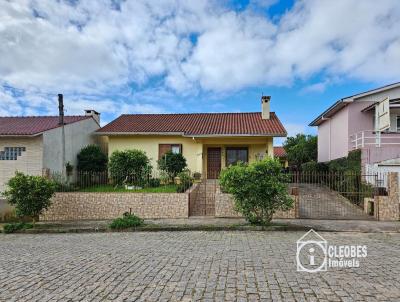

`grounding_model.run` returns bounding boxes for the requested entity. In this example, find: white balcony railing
[350,130,400,149]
